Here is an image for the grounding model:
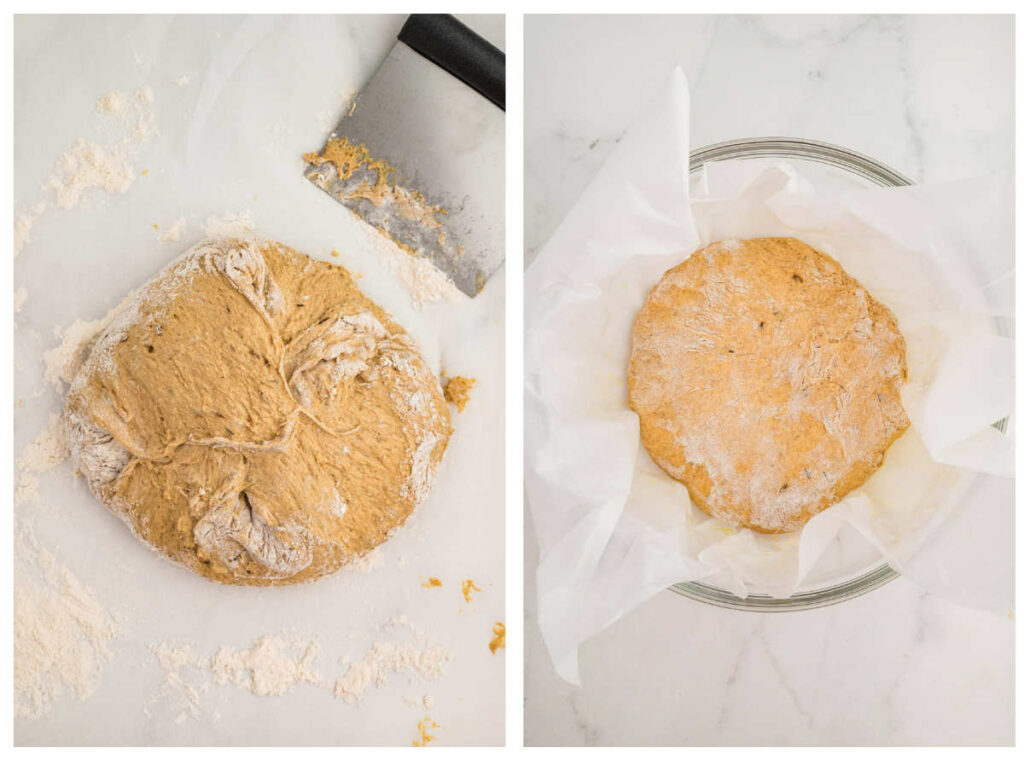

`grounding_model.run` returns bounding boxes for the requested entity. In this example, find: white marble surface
[14,14,504,746]
[524,14,1014,746]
